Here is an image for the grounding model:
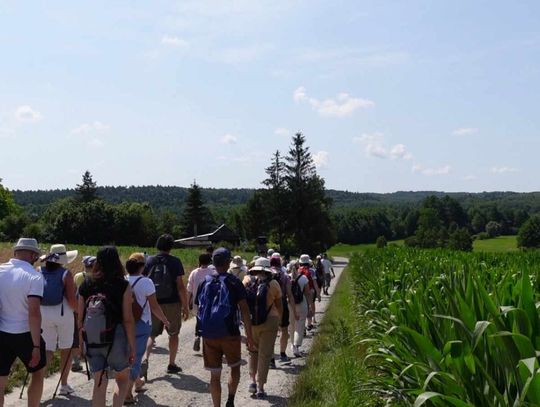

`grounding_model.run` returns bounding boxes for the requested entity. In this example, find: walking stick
[19,371,30,399]
[52,348,73,399]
